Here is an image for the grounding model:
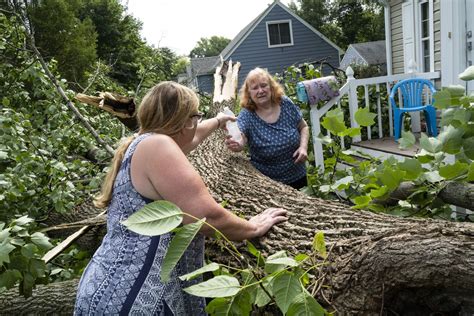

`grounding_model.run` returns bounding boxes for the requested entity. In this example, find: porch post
[309,106,324,172]
[346,67,361,142]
